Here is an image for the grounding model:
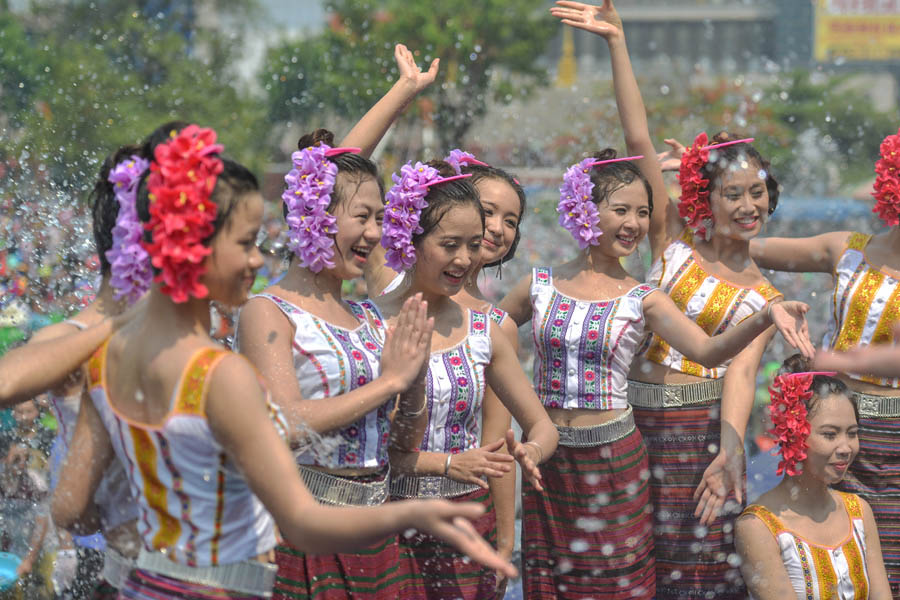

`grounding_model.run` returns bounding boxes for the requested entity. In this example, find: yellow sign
[815,0,900,61]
